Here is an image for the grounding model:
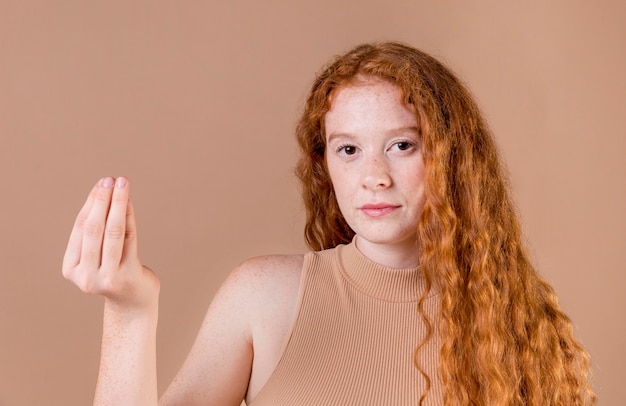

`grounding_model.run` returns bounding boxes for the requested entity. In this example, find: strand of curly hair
[295,41,596,405]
